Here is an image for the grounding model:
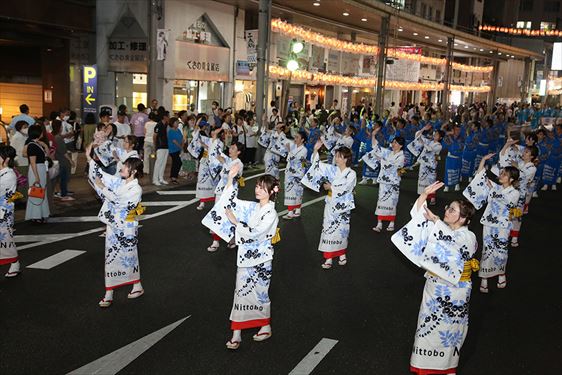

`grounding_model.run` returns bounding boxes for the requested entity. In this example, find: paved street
[1,165,560,375]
